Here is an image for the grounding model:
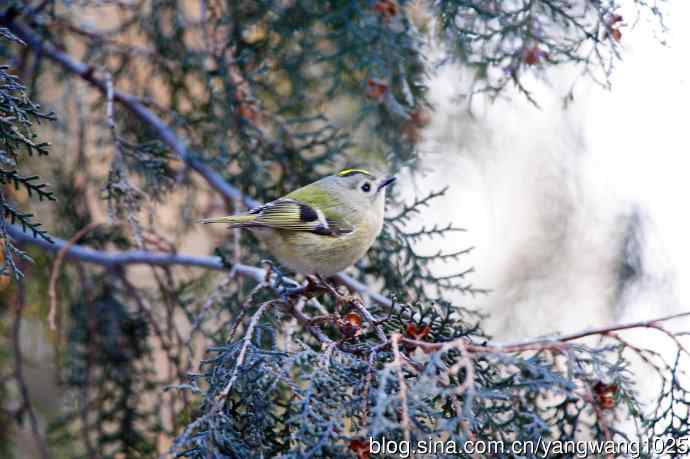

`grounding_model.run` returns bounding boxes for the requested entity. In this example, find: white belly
[251,217,382,276]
